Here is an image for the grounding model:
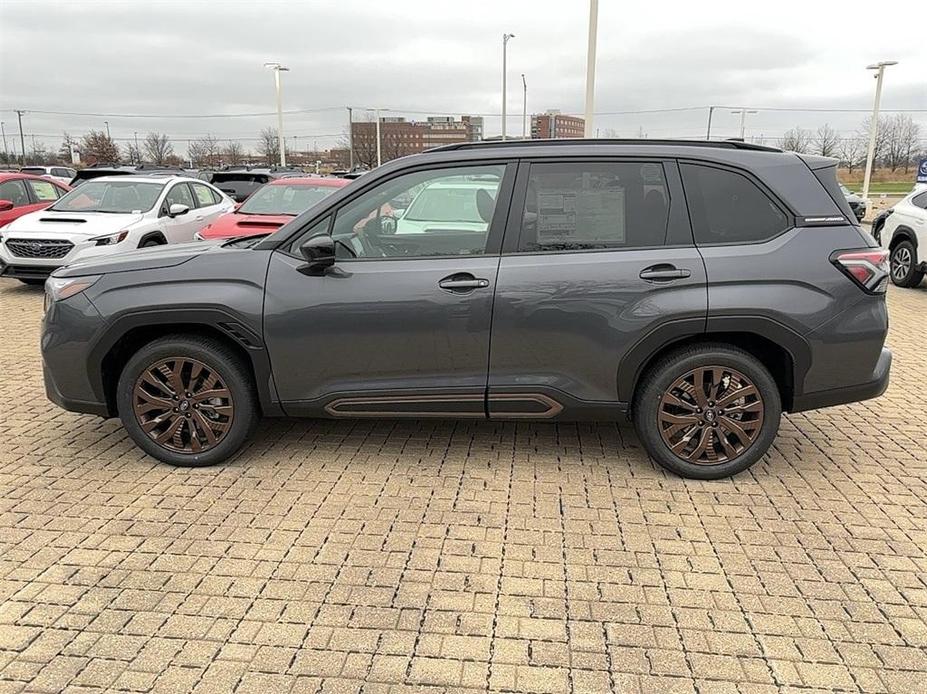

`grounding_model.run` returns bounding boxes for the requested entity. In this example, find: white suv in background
[883,186,927,288]
[20,166,77,186]
[0,175,233,284]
